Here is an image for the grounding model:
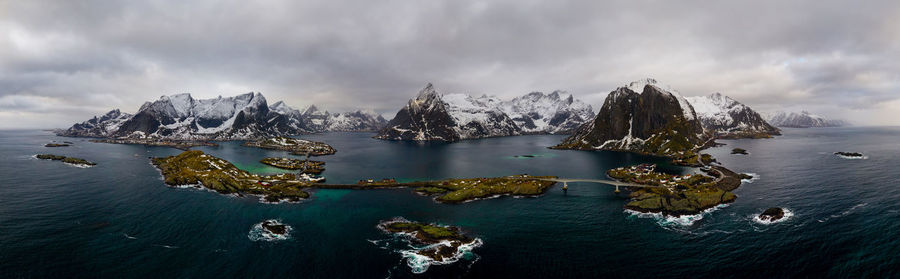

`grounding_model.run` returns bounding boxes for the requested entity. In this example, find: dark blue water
[1,128,898,278]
